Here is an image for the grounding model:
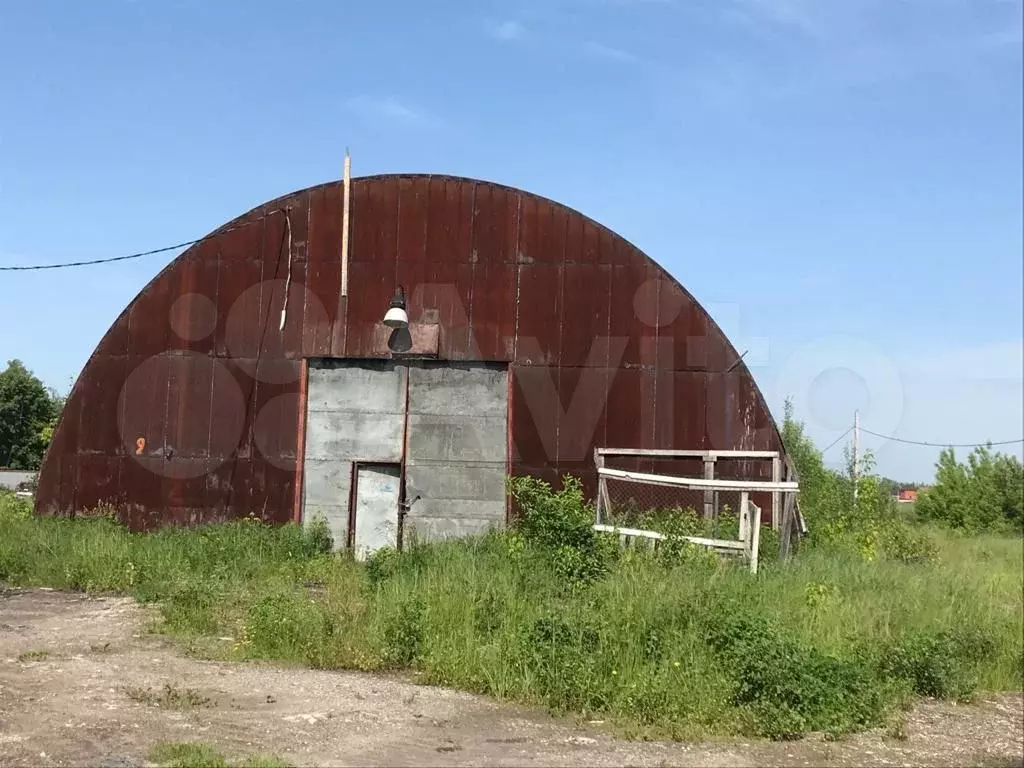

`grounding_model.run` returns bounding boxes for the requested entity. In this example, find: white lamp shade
[383,306,409,329]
